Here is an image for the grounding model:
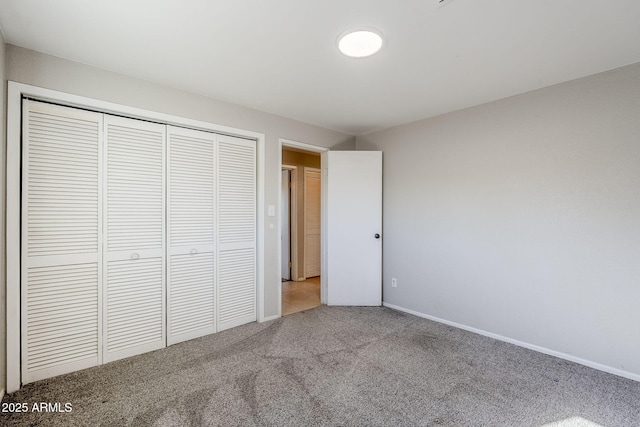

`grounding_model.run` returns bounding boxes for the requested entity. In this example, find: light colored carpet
[2,306,639,426]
